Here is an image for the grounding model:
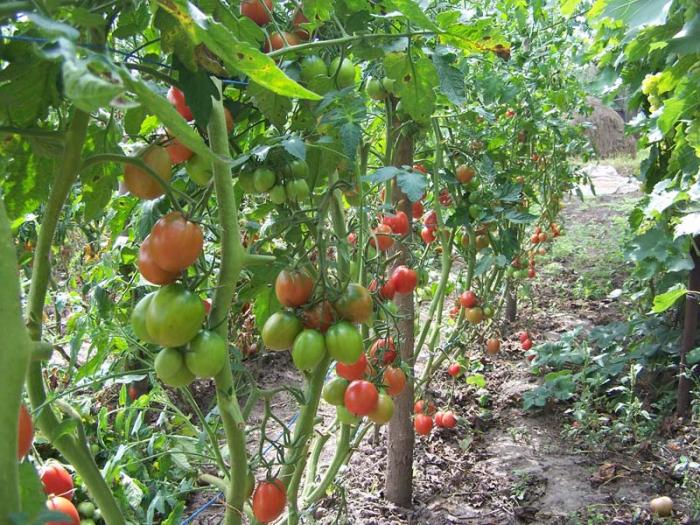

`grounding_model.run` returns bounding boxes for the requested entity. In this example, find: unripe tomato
[522,338,533,351]
[131,292,157,343]
[18,403,33,459]
[369,337,396,364]
[370,224,394,251]
[269,185,286,204]
[344,380,379,416]
[335,352,368,381]
[334,283,372,324]
[390,266,417,294]
[459,290,478,308]
[186,154,213,186]
[382,211,409,235]
[145,284,205,347]
[150,212,204,272]
[301,300,335,333]
[241,0,273,25]
[167,87,193,121]
[41,463,74,500]
[154,348,195,387]
[368,392,394,425]
[292,329,327,371]
[516,175,525,184]
[300,55,328,83]
[412,199,424,218]
[185,331,227,378]
[165,138,193,165]
[329,57,356,88]
[483,306,494,318]
[421,227,436,244]
[322,377,349,406]
[383,366,406,397]
[447,363,461,377]
[414,414,433,436]
[325,322,363,364]
[475,234,490,251]
[262,311,303,351]
[465,307,484,324]
[275,268,314,307]
[366,78,388,100]
[46,496,80,525]
[252,479,286,523]
[124,145,172,200]
[486,338,501,355]
[253,167,276,193]
[288,159,309,179]
[455,164,475,184]
[441,410,457,429]
[337,405,361,425]
[285,179,310,203]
